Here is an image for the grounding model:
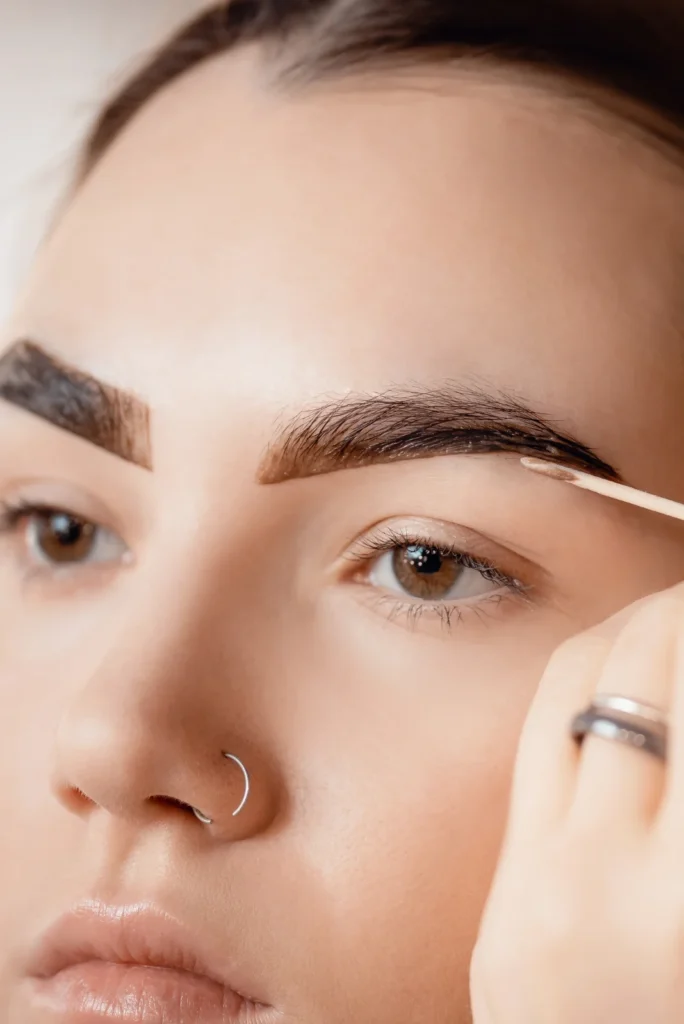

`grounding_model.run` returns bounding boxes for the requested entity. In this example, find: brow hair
[78,0,684,183]
[258,383,620,483]
[0,340,152,469]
